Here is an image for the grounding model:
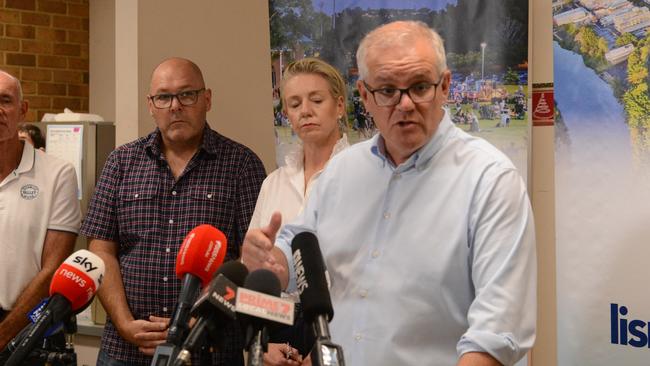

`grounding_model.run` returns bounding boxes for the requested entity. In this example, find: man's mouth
[397,121,416,127]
